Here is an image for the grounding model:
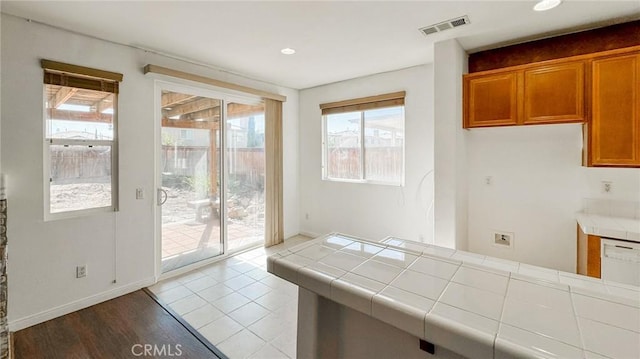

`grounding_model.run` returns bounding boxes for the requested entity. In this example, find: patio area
[162,219,264,260]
